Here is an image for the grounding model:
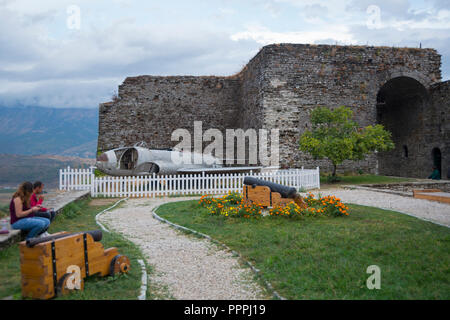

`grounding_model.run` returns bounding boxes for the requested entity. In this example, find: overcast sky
[0,0,449,108]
